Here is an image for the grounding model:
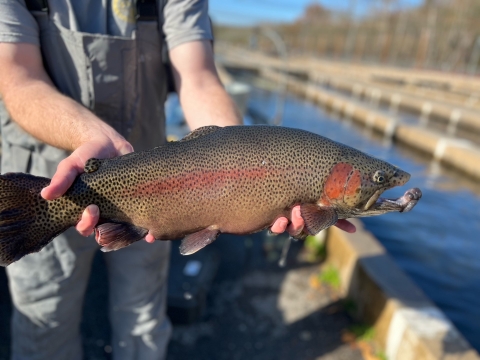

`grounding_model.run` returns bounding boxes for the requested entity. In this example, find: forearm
[169,40,242,130]
[0,43,125,153]
[178,74,242,130]
[3,80,121,151]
